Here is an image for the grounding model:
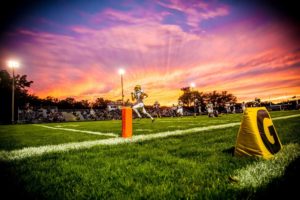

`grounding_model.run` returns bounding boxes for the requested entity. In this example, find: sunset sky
[1,0,299,105]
